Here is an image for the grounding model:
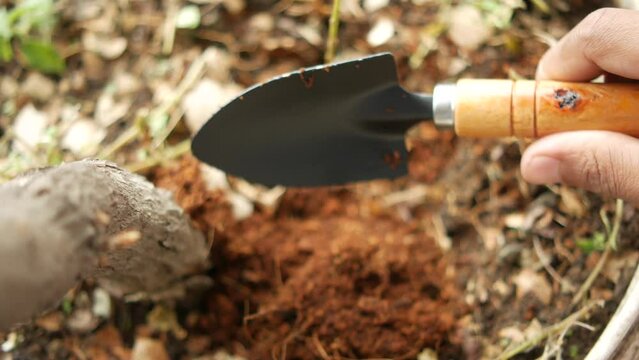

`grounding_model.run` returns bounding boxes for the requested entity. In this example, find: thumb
[521,131,639,205]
